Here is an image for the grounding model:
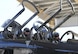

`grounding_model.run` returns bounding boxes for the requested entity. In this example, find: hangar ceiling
[17,0,78,27]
